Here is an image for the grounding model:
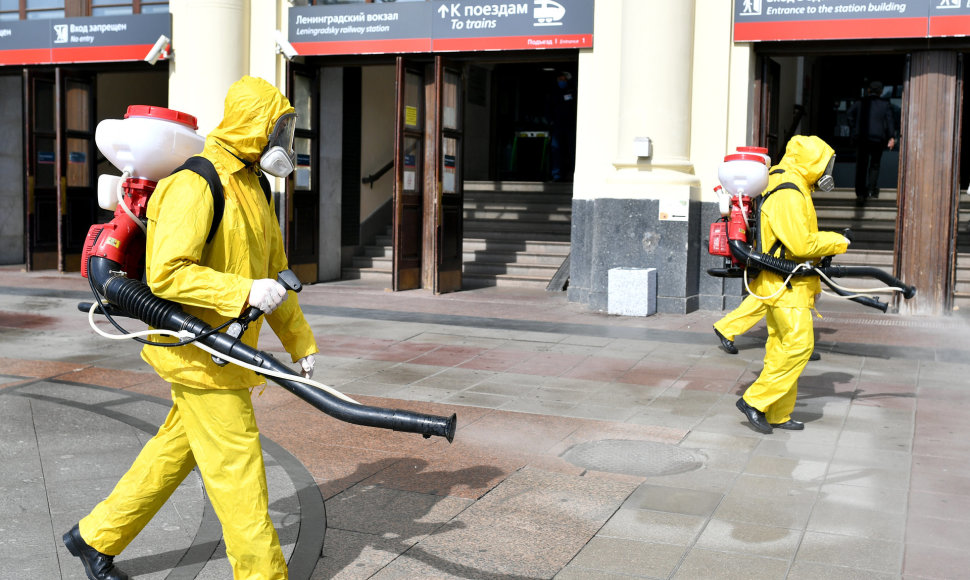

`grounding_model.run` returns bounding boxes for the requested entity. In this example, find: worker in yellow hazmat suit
[713,170,830,363]
[736,135,850,434]
[63,76,317,580]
